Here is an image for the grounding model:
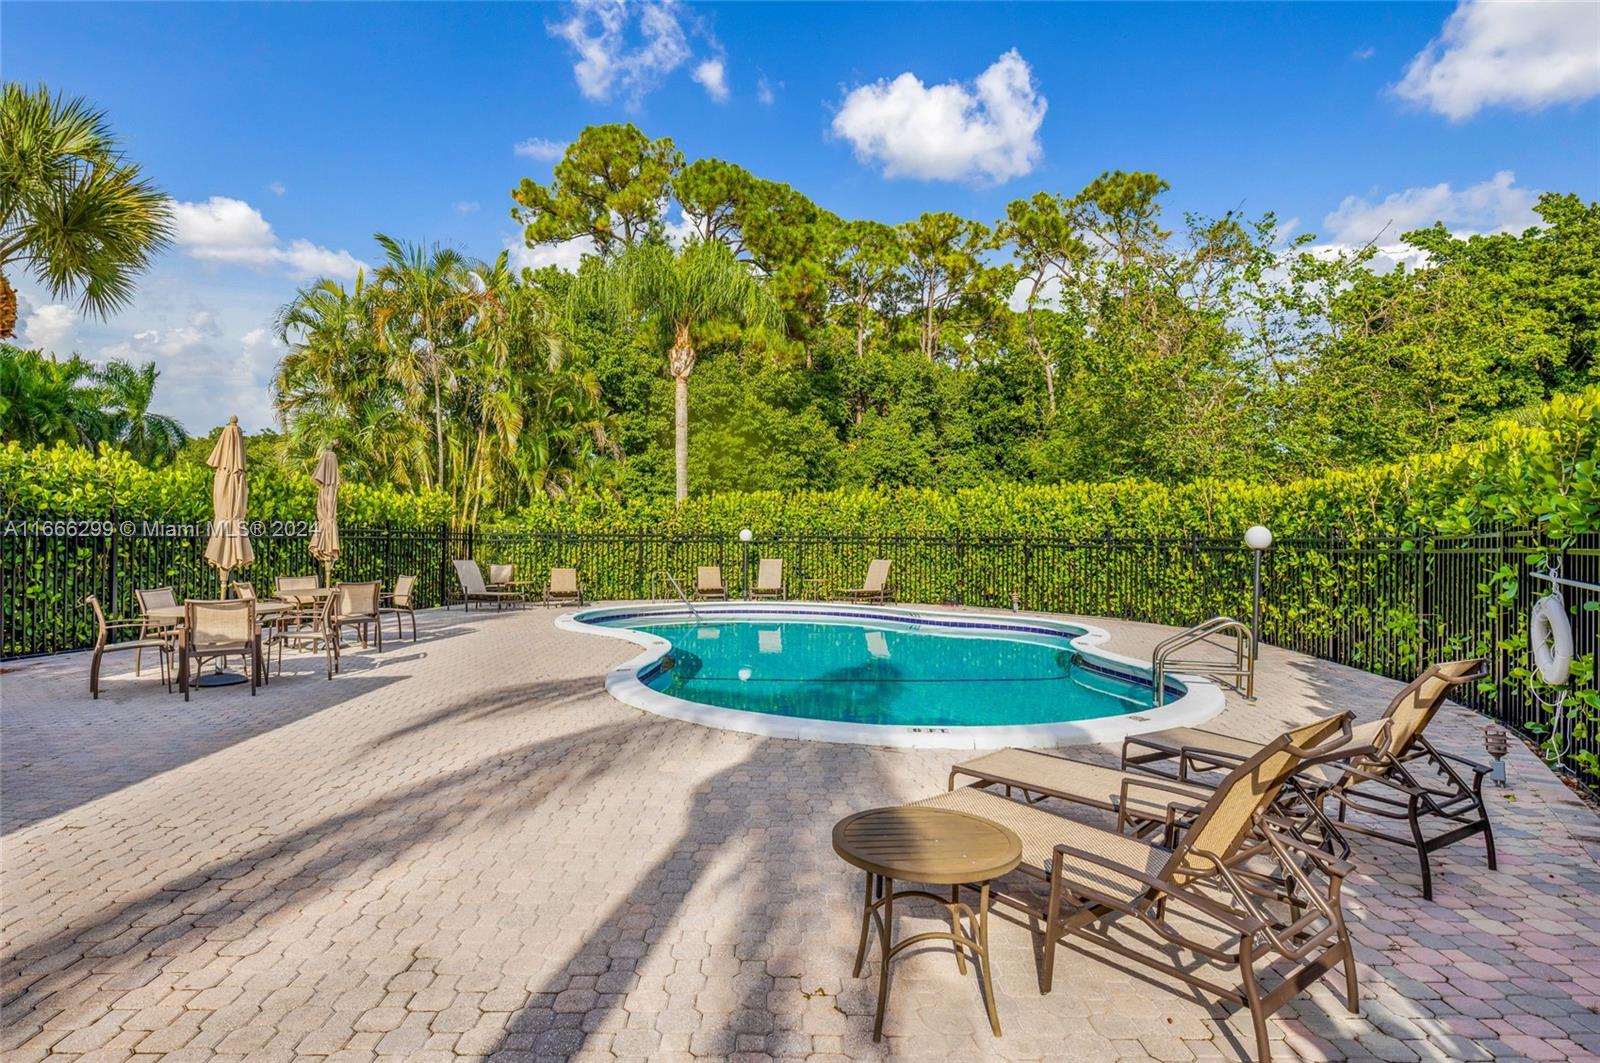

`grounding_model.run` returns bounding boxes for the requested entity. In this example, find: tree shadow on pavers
[0,672,408,834]
[362,676,606,751]
[485,734,927,1060]
[0,718,640,1029]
